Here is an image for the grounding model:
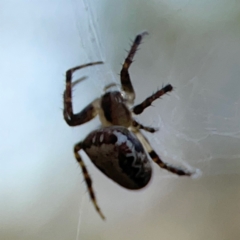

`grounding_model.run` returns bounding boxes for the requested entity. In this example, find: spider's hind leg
[120,31,148,104]
[74,142,105,220]
[135,130,193,176]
